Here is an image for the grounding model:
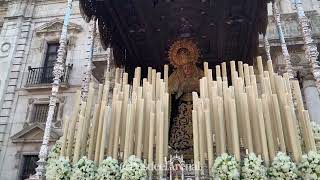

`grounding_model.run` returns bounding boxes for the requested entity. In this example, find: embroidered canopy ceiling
[79,0,272,70]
